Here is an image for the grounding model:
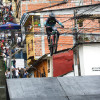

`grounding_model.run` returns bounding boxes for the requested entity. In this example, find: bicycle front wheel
[50,39,53,56]
[53,33,58,54]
